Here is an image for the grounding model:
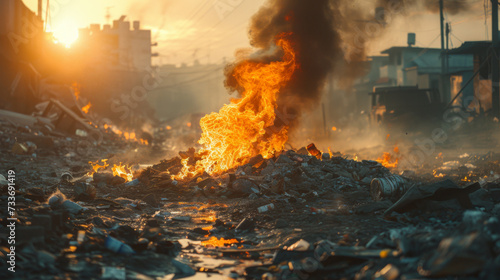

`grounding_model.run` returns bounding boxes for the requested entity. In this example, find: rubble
[2,111,500,279]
